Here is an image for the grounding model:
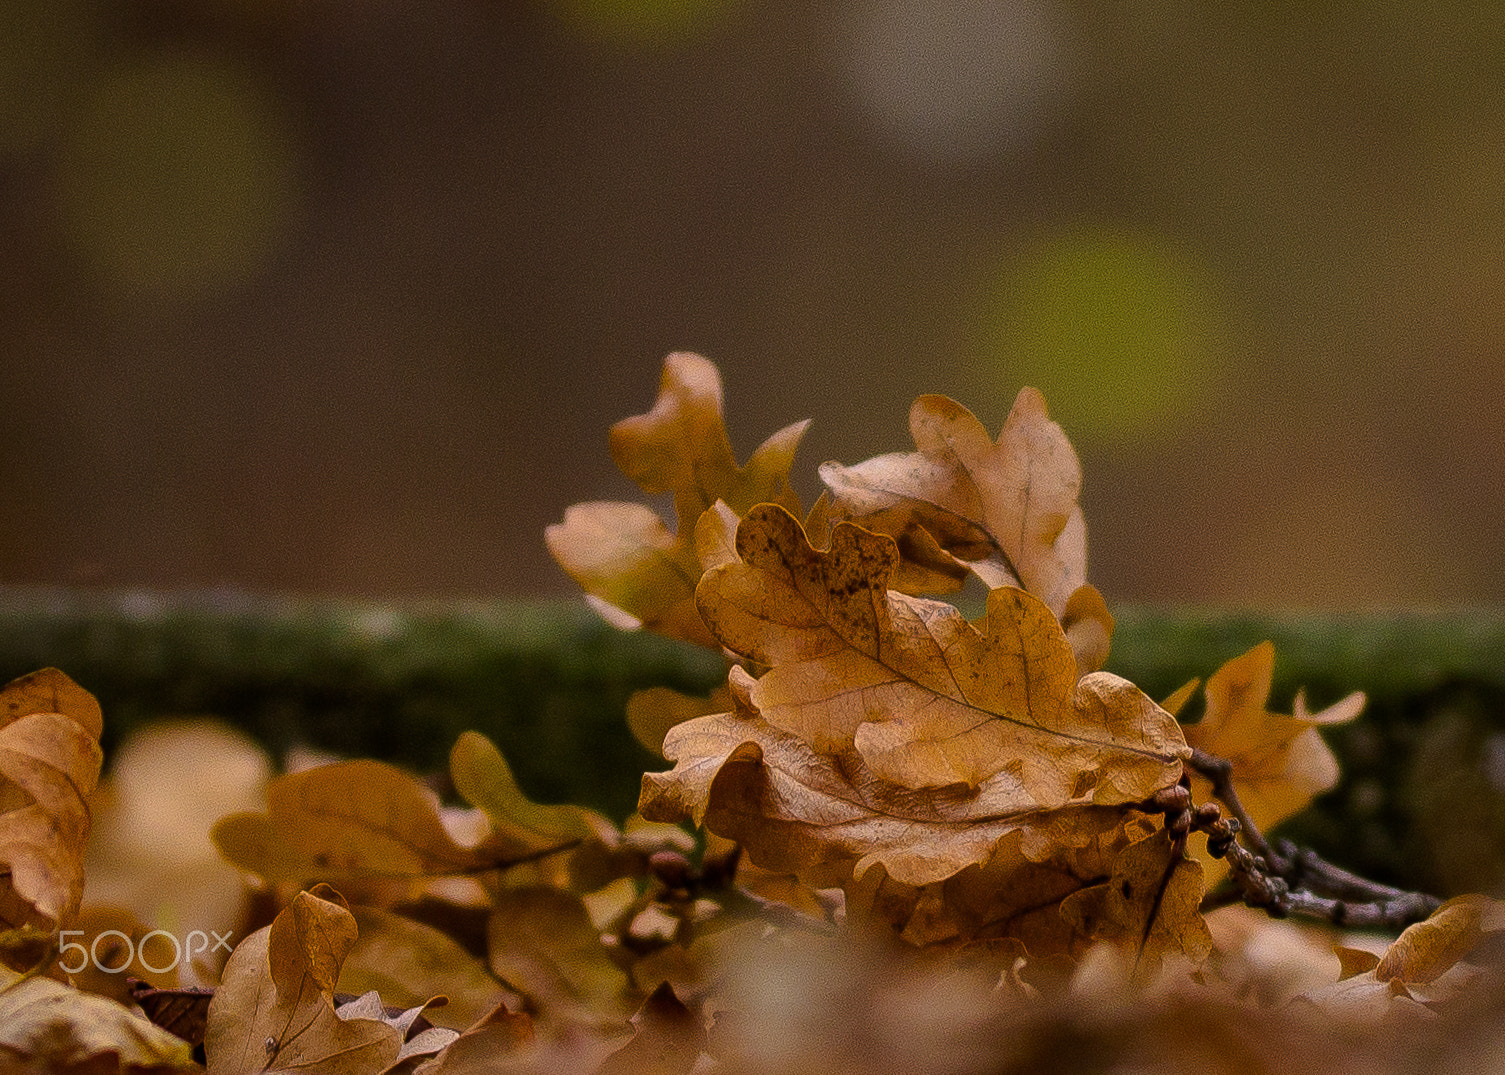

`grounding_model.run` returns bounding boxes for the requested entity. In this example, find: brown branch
[1182,750,1442,932]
